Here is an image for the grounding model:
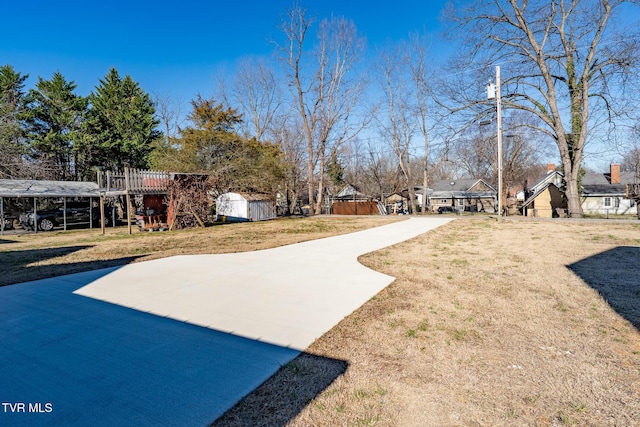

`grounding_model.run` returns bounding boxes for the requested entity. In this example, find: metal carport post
[0,197,4,235]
